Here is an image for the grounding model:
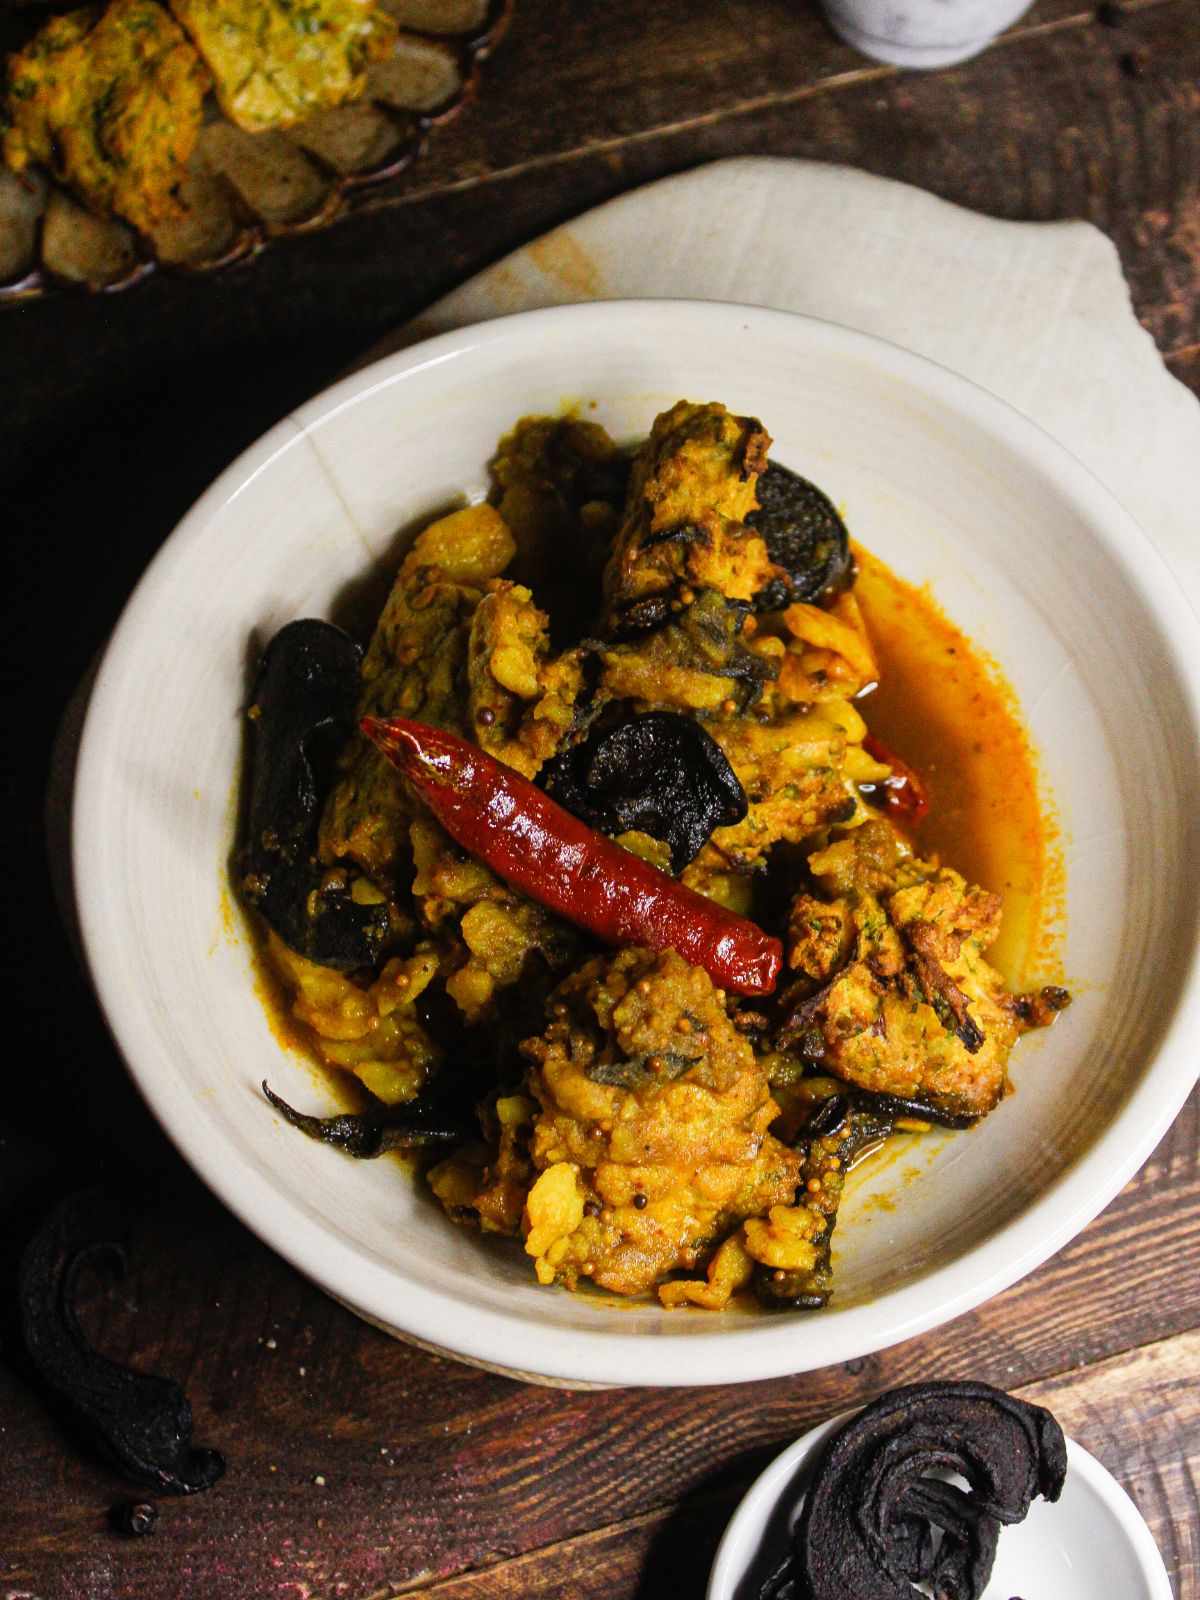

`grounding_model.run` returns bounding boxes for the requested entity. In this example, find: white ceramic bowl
[708,1409,1173,1599]
[72,300,1200,1387]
